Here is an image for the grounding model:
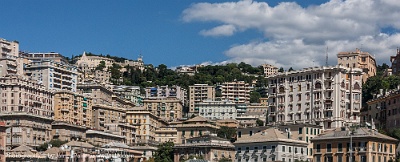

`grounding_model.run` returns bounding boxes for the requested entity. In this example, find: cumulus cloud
[200,25,237,37]
[182,0,400,69]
